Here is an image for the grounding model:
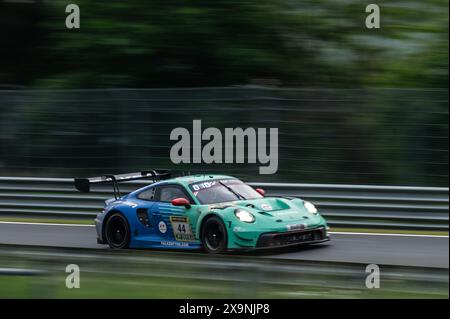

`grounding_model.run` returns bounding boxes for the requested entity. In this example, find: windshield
[189,179,262,204]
